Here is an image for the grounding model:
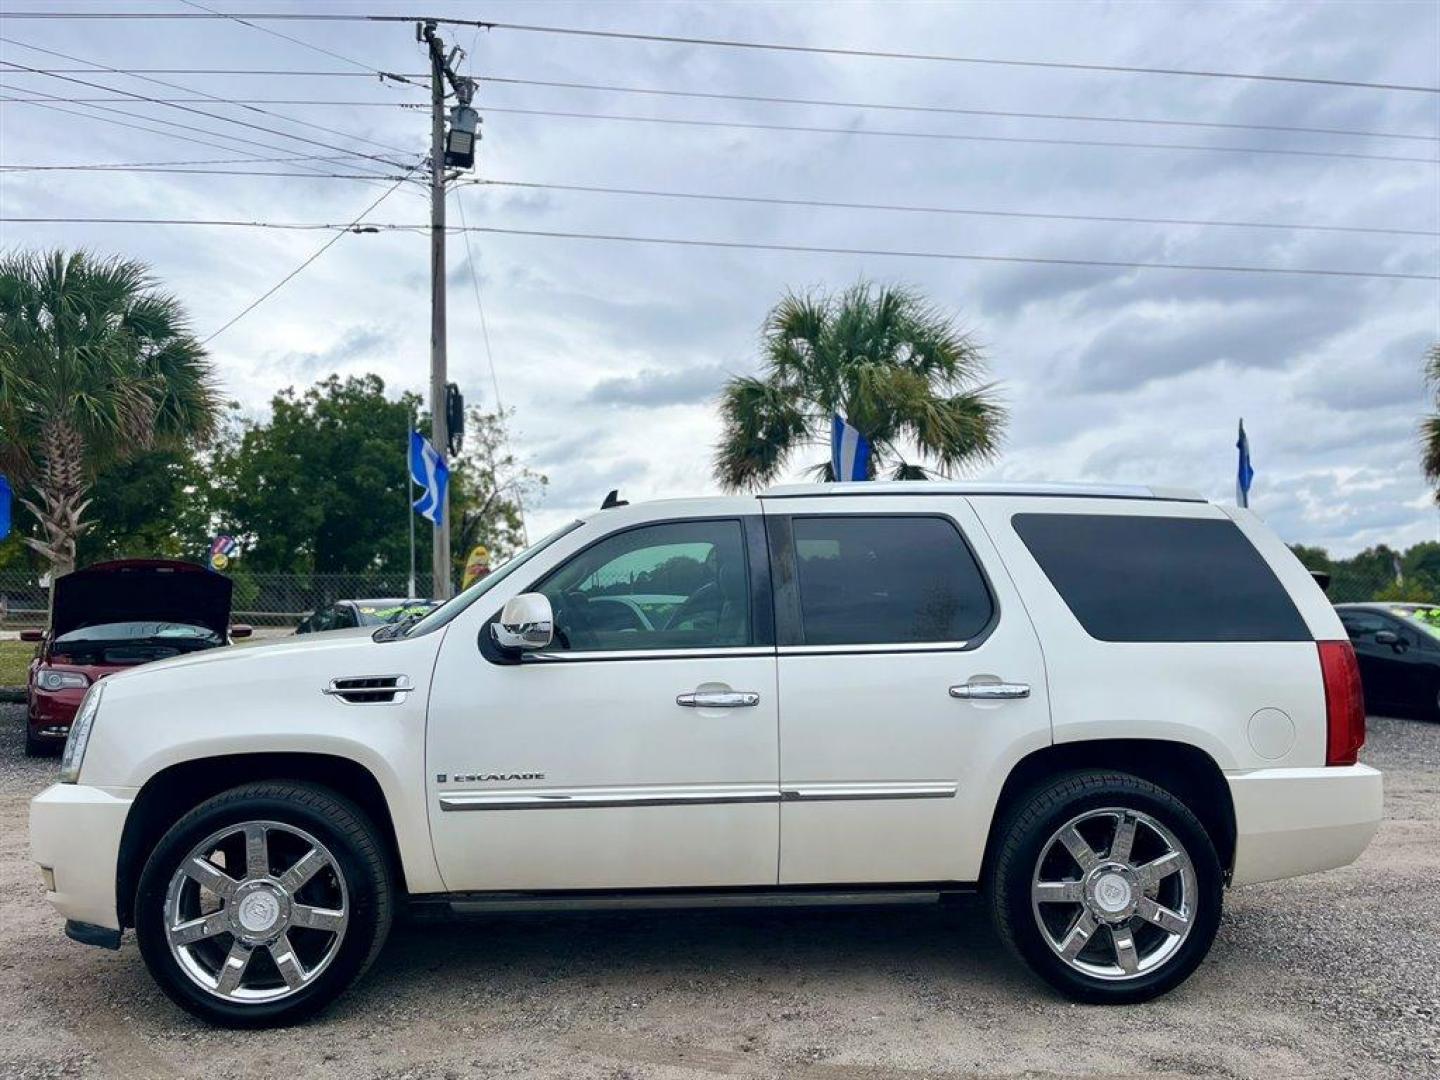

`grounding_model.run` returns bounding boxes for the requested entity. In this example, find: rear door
[763,495,1051,884]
